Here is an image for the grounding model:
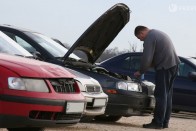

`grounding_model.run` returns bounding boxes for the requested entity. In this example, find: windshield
[24,32,80,60]
[0,31,33,56]
[188,57,196,65]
